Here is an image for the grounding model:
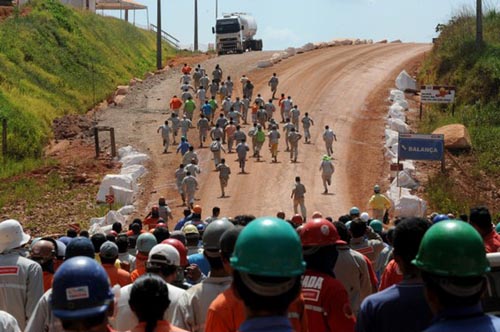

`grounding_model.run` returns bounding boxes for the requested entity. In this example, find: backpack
[210,141,220,152]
